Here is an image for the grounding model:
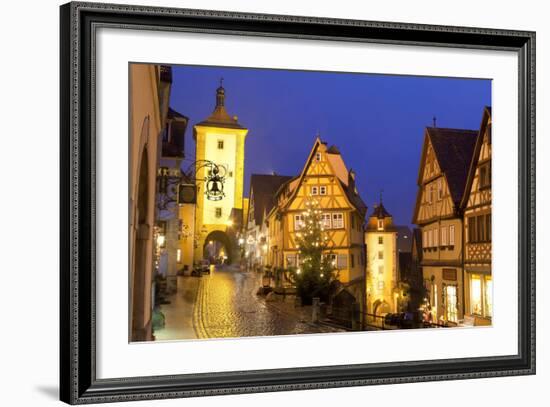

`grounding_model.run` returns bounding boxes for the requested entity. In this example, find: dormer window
[377,219,384,231]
